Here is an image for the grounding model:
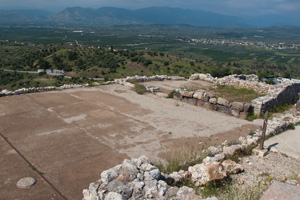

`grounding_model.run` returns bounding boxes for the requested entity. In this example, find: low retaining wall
[189,73,300,116]
[0,84,85,97]
[174,90,252,119]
